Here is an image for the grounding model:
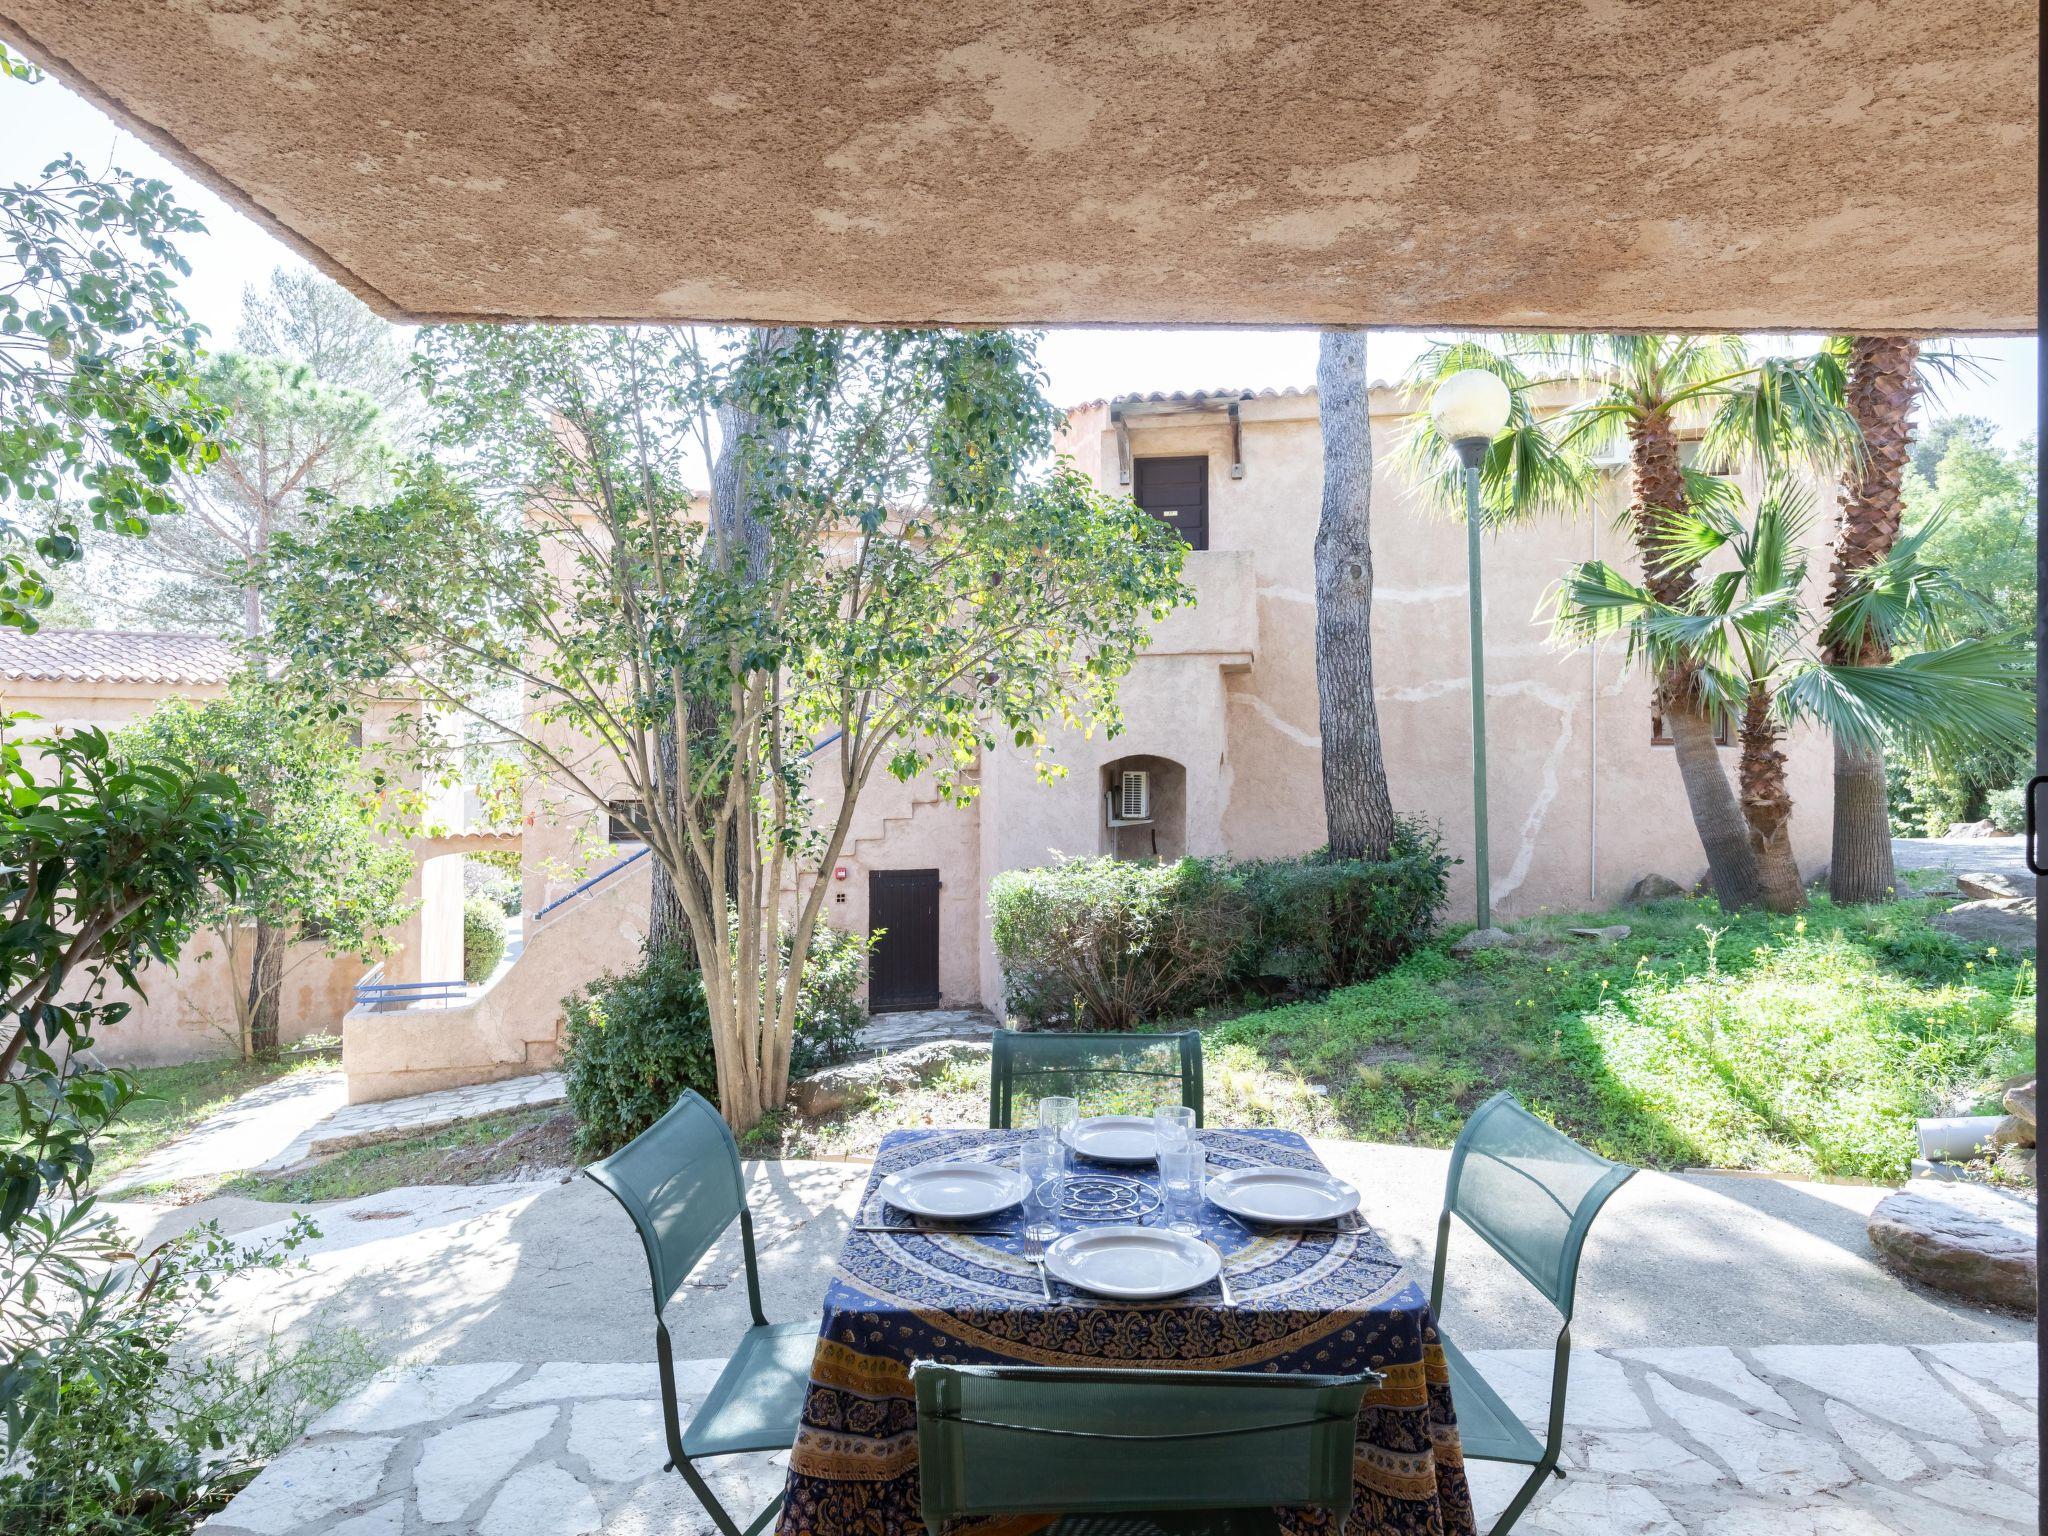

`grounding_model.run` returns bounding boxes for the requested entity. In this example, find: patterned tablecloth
[775,1126,1475,1536]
